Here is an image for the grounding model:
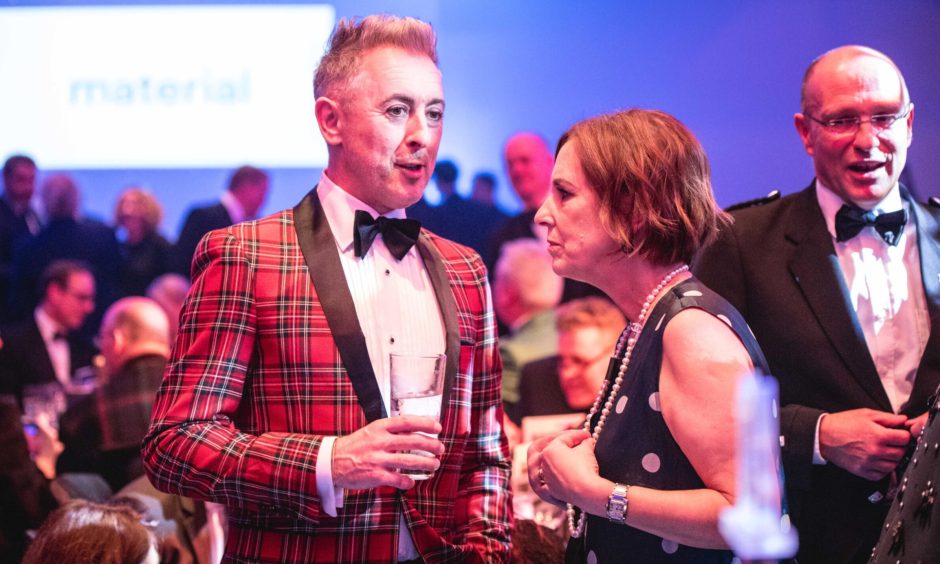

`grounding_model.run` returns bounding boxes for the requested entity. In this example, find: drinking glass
[389,353,445,480]
[21,382,66,430]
